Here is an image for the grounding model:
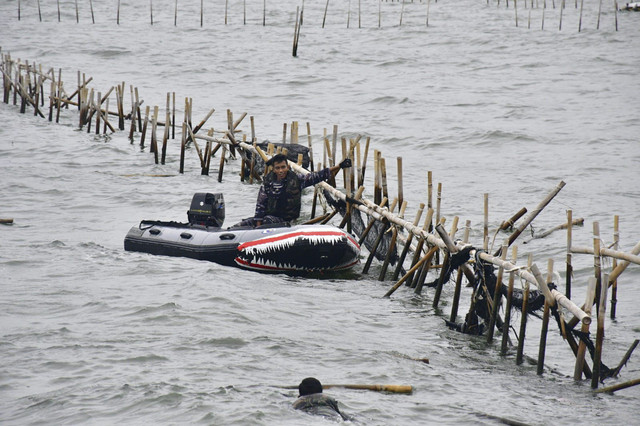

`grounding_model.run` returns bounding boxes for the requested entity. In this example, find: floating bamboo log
[594,377,640,394]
